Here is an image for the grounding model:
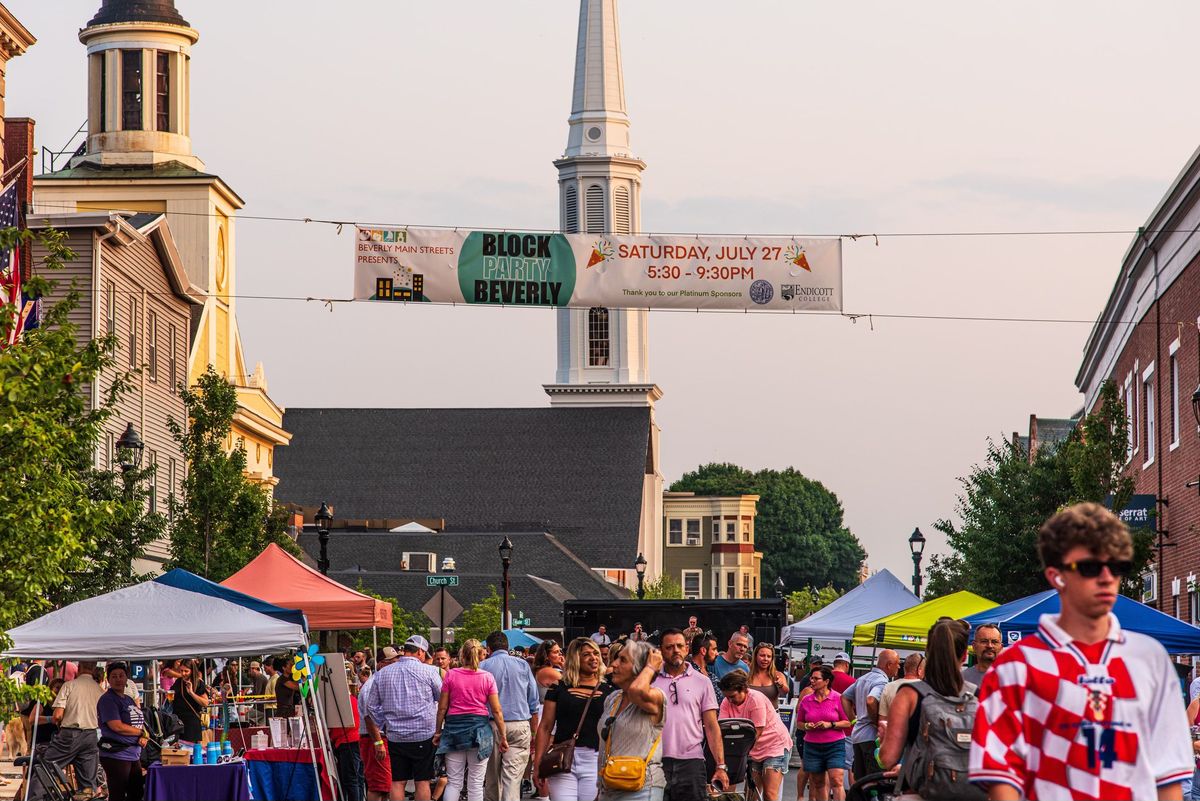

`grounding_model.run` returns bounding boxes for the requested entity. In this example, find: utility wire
[26,199,1183,240]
